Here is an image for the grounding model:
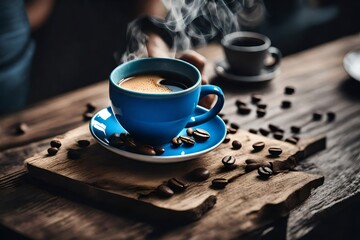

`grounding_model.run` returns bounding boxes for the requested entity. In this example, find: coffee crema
[119,74,188,94]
